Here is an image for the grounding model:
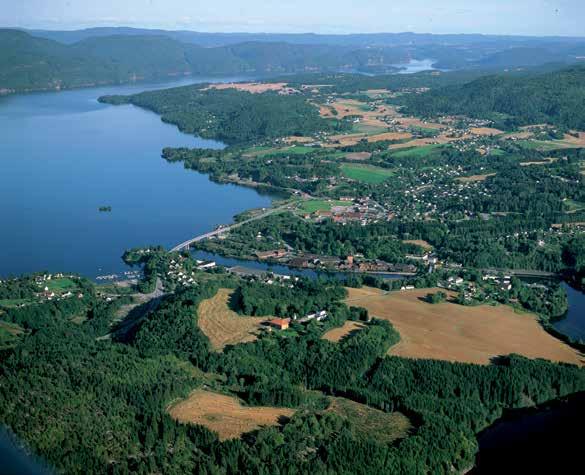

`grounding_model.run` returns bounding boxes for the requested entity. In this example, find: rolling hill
[401,65,585,130]
[0,29,408,93]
